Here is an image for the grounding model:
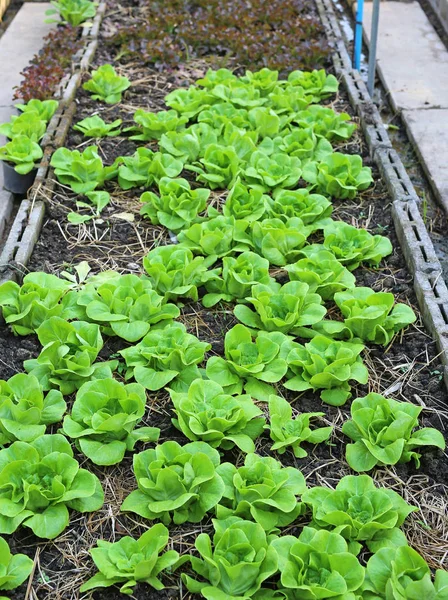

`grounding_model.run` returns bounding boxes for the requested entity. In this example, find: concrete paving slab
[403,108,448,213]
[361,1,448,111]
